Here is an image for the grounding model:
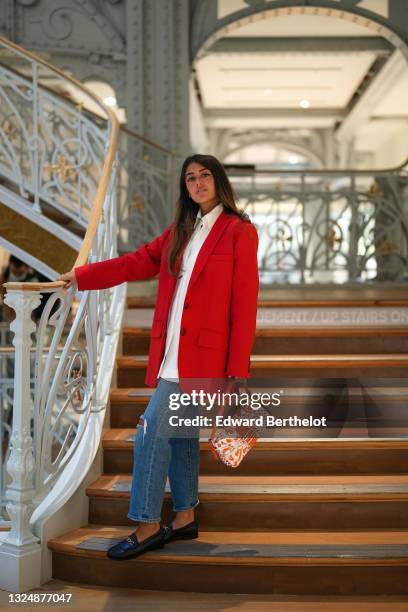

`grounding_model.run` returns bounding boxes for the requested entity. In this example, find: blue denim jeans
[127,378,200,523]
